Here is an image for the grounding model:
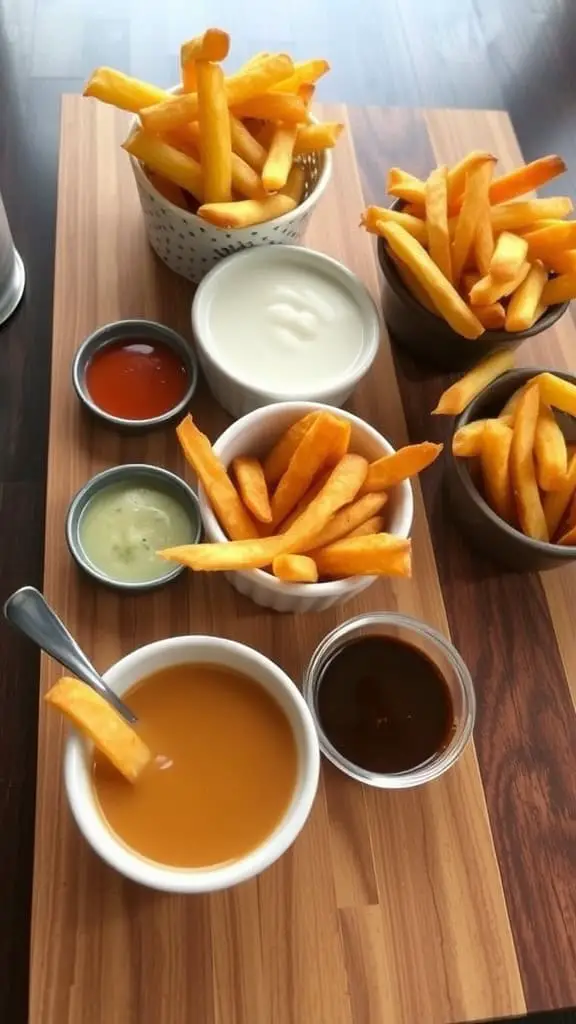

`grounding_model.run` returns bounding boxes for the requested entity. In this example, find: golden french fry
[262,124,298,191]
[544,249,576,275]
[83,67,166,111]
[433,349,515,416]
[533,372,576,417]
[272,554,318,583]
[240,52,270,72]
[122,127,204,202]
[196,61,232,203]
[386,168,426,204]
[474,302,506,330]
[176,415,257,540]
[45,678,151,783]
[231,93,308,124]
[451,157,495,282]
[313,534,412,578]
[510,382,548,540]
[490,198,573,232]
[160,535,288,571]
[474,208,495,276]
[180,28,230,65]
[480,420,515,522]
[296,82,315,107]
[361,206,427,244]
[488,156,566,205]
[263,412,320,486]
[499,382,529,419]
[277,471,332,532]
[301,491,388,550]
[446,150,496,210]
[389,252,438,314]
[167,124,264,200]
[534,404,568,491]
[452,417,513,457]
[271,417,356,527]
[270,59,330,93]
[361,442,443,492]
[543,453,576,539]
[424,165,451,281]
[141,54,294,131]
[145,170,189,209]
[379,223,484,338]
[489,232,529,282]
[229,114,267,171]
[293,122,343,155]
[284,455,371,551]
[469,262,530,306]
[523,220,576,260]
[232,456,272,524]
[198,194,296,228]
[181,62,196,93]
[281,165,306,204]
[541,272,576,305]
[505,261,548,332]
[345,514,386,539]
